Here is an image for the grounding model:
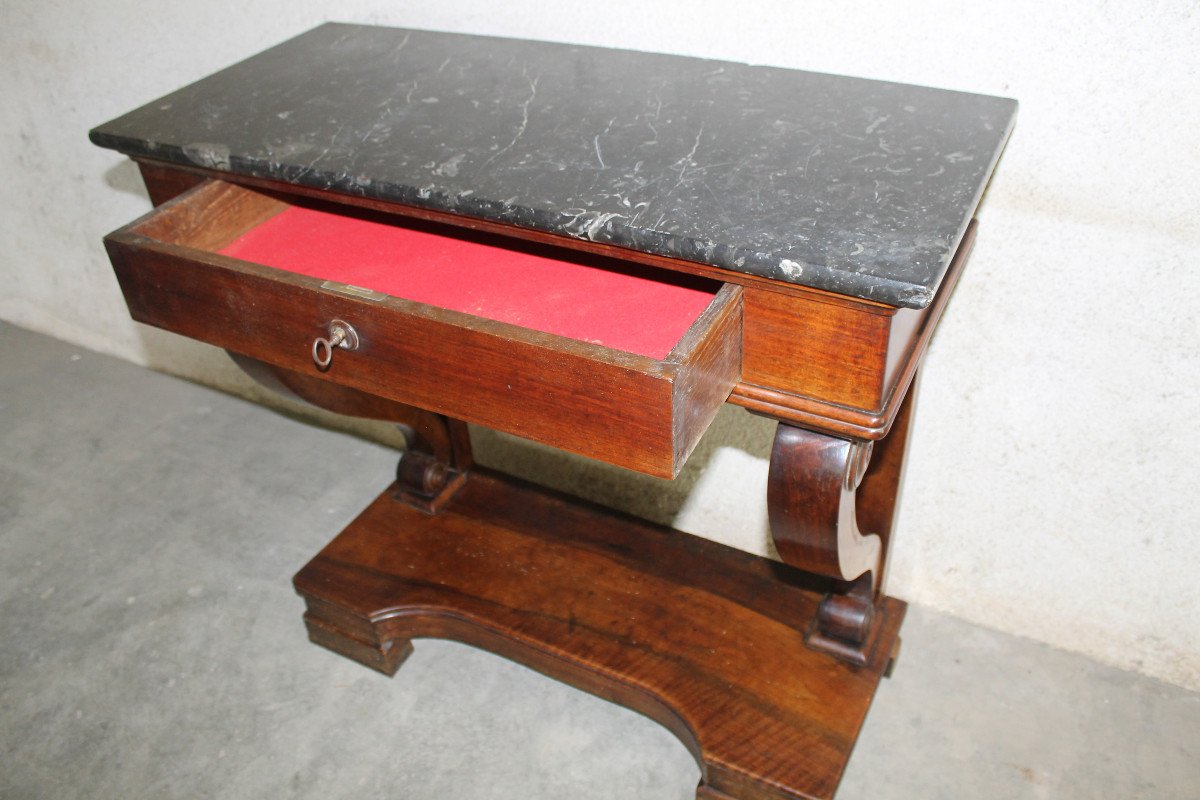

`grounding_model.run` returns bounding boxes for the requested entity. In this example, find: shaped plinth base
[294,470,904,800]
